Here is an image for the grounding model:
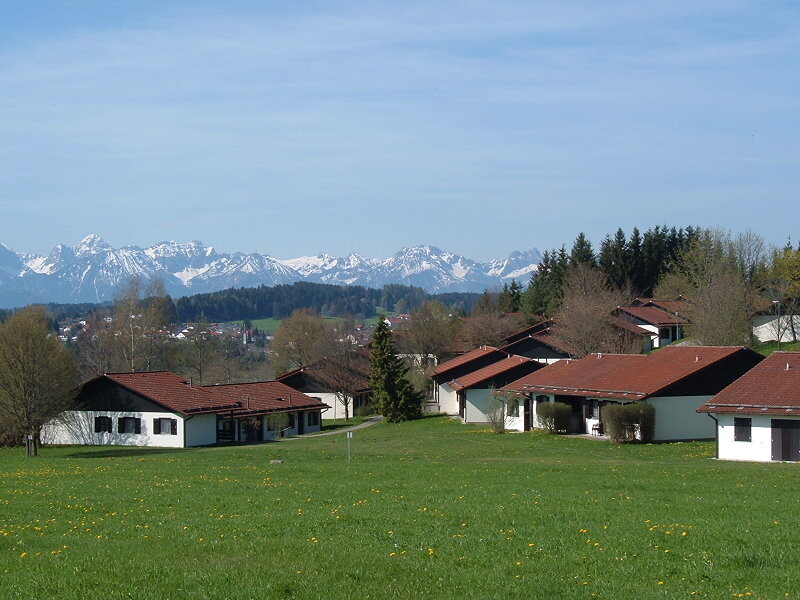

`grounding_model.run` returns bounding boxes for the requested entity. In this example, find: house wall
[714,414,775,462]
[646,396,715,441]
[42,410,186,448]
[753,315,800,343]
[437,383,460,415]
[184,414,217,447]
[312,393,342,419]
[464,388,492,423]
